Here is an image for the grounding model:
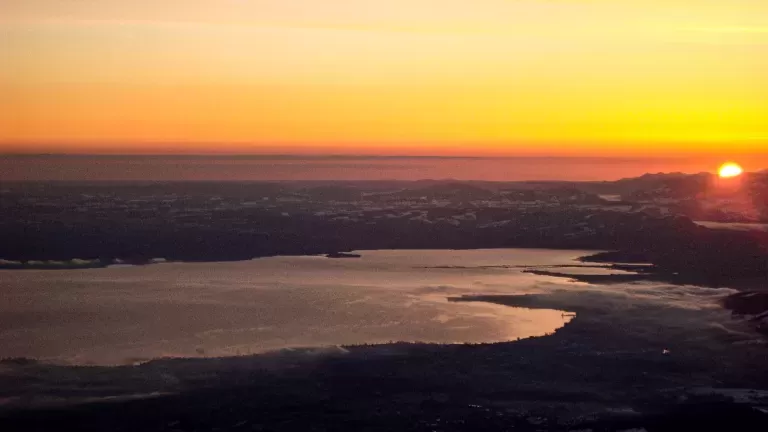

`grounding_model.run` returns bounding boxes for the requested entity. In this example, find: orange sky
[1,1,767,156]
